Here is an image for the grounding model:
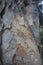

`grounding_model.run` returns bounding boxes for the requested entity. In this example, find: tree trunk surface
[0,1,41,65]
